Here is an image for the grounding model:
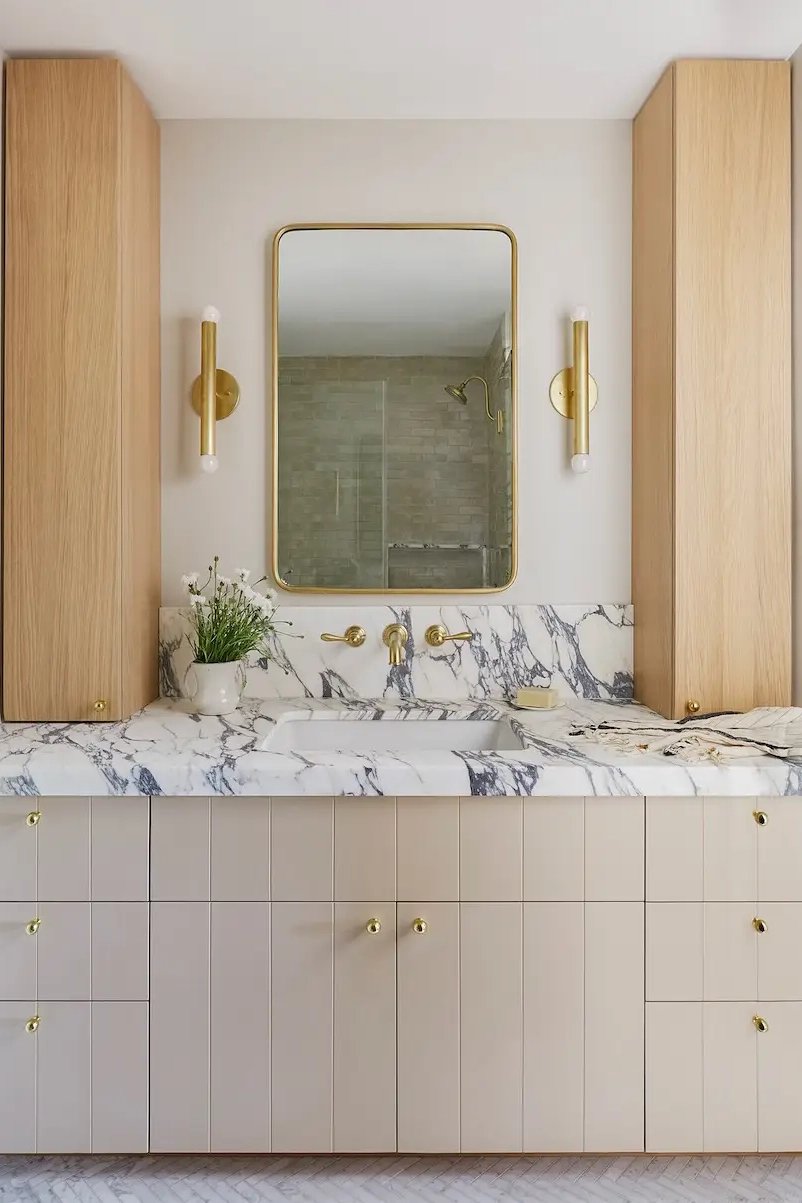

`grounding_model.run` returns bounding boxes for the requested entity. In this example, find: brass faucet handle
[425,624,474,649]
[320,625,366,648]
[382,623,409,667]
